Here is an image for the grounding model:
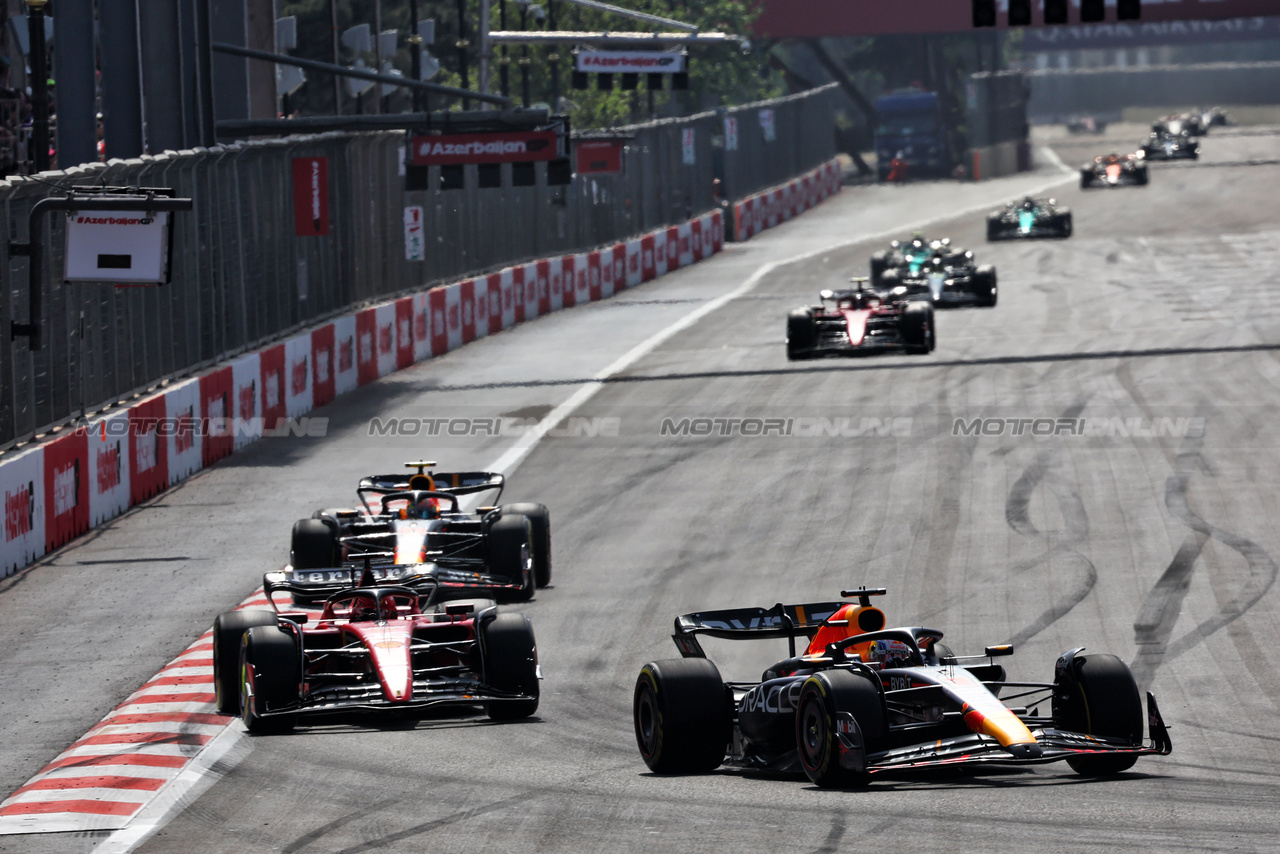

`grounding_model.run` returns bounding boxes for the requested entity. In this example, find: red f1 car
[213,566,540,732]
[634,587,1171,787]
[786,281,935,360]
[1080,153,1148,189]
